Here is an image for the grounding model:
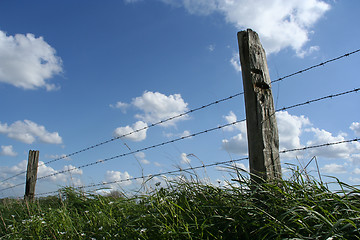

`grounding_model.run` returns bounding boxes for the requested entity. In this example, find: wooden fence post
[24,150,39,201]
[237,29,282,183]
